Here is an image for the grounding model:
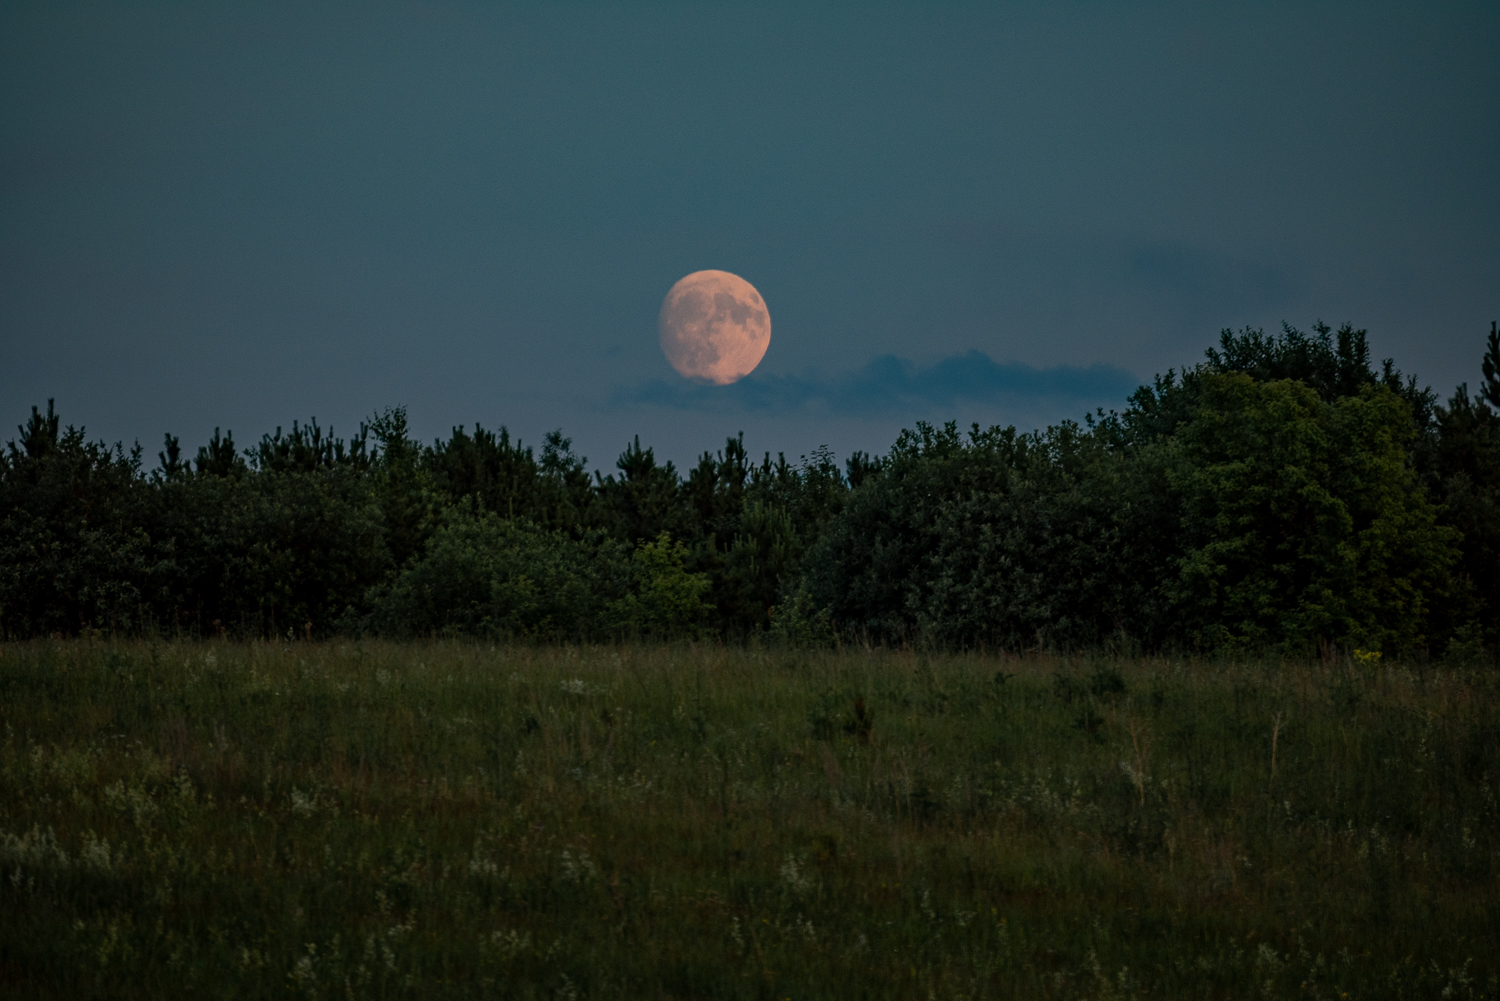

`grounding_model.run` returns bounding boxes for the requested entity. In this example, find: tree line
[3,322,1497,657]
